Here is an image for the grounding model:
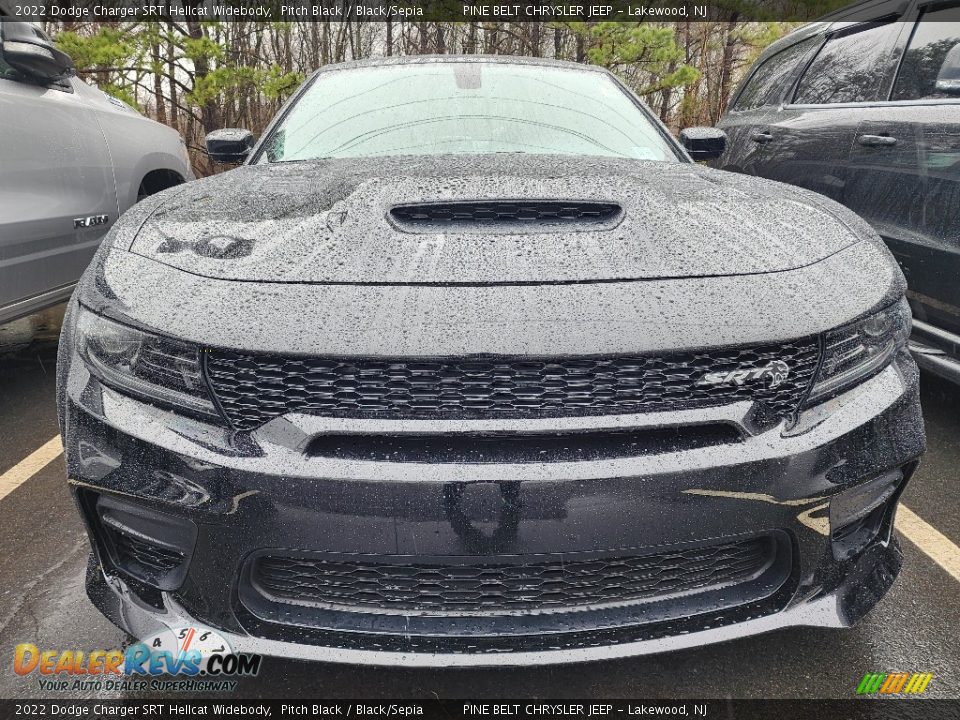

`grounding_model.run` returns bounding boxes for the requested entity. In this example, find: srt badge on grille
[697,360,791,389]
